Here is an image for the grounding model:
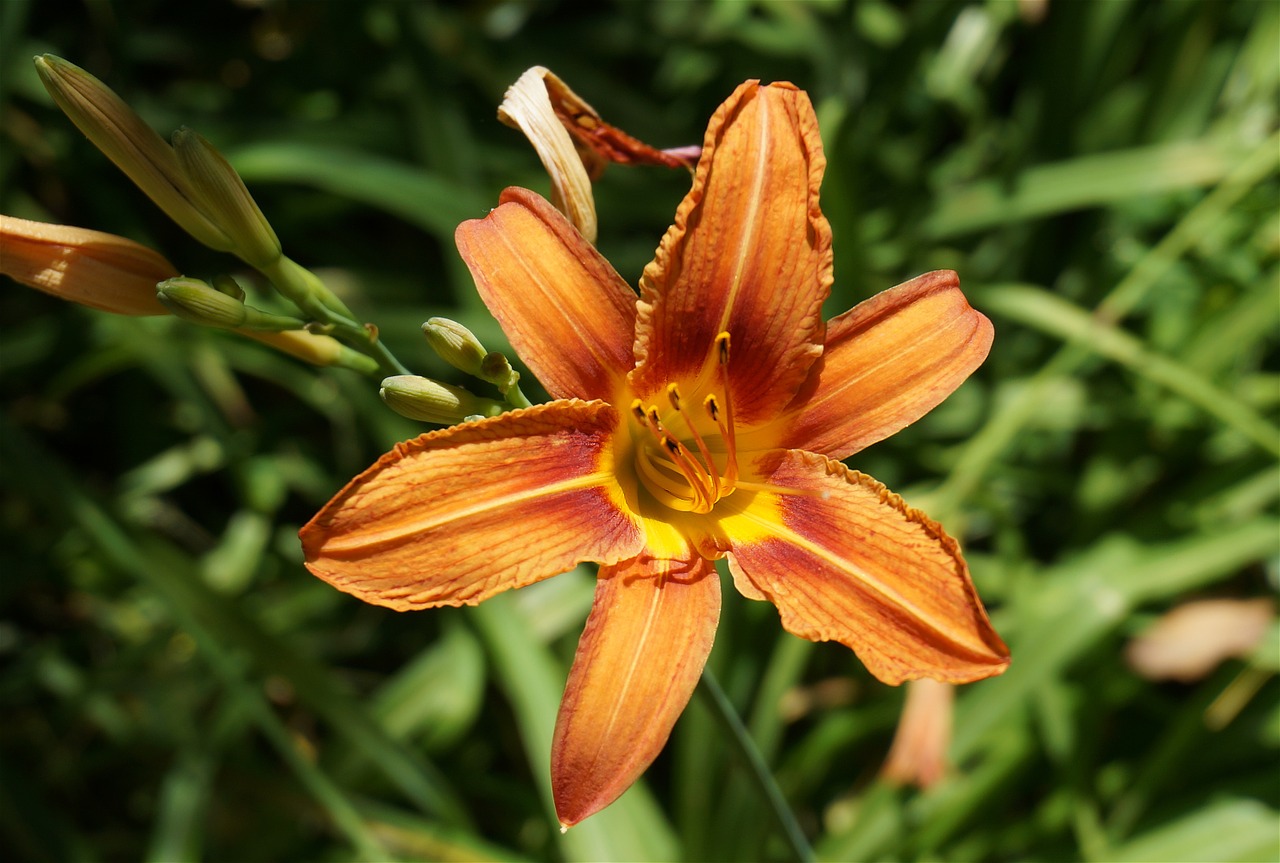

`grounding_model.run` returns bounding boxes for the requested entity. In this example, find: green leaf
[1110,799,1280,863]
[979,283,1280,457]
[229,141,489,241]
[924,138,1256,238]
